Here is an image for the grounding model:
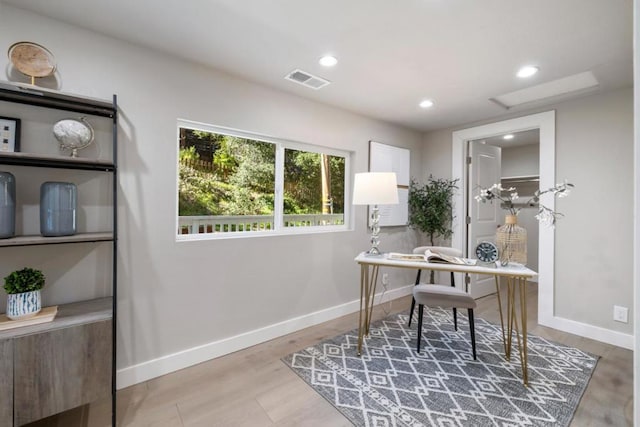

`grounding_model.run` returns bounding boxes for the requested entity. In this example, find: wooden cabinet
[0,339,12,427]
[0,298,112,426]
[0,82,118,425]
[13,321,111,425]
